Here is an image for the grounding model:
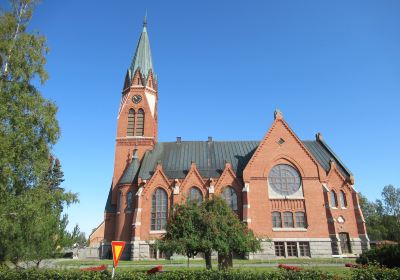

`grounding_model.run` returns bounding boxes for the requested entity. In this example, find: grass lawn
[53,258,355,278]
[56,257,356,267]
